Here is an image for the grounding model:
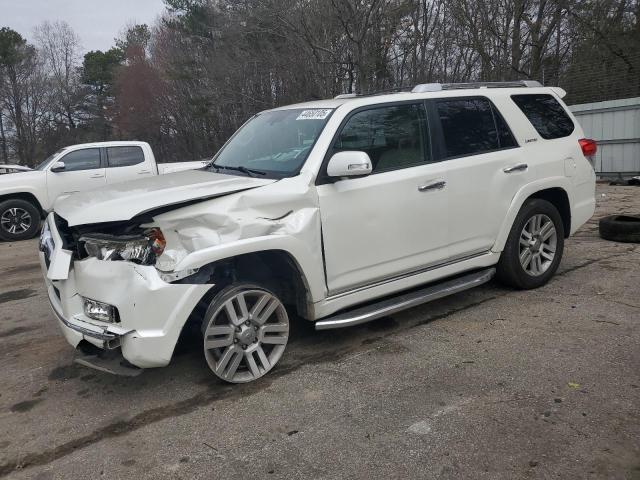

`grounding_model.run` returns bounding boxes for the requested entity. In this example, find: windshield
[209,108,333,178]
[36,149,66,171]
